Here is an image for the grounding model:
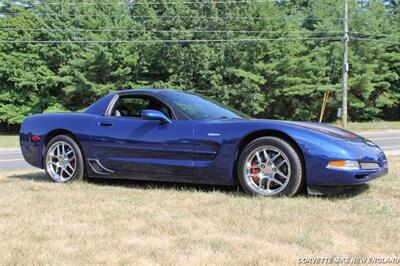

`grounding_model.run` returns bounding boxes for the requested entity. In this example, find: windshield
[160,91,248,120]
